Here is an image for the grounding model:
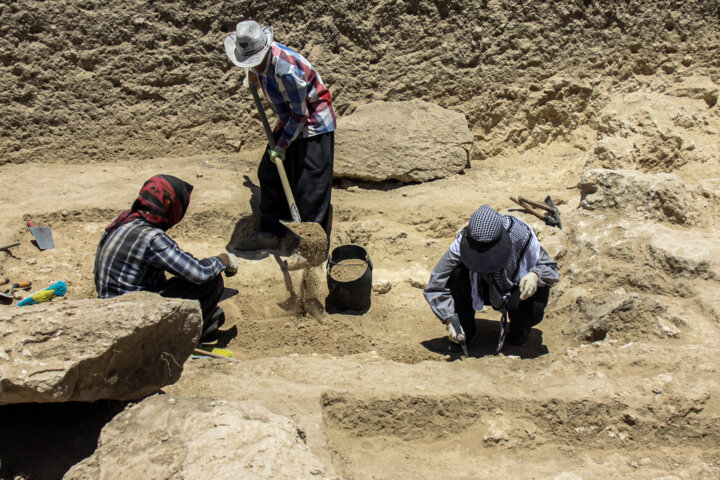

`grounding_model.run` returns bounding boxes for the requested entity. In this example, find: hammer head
[543,196,562,229]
